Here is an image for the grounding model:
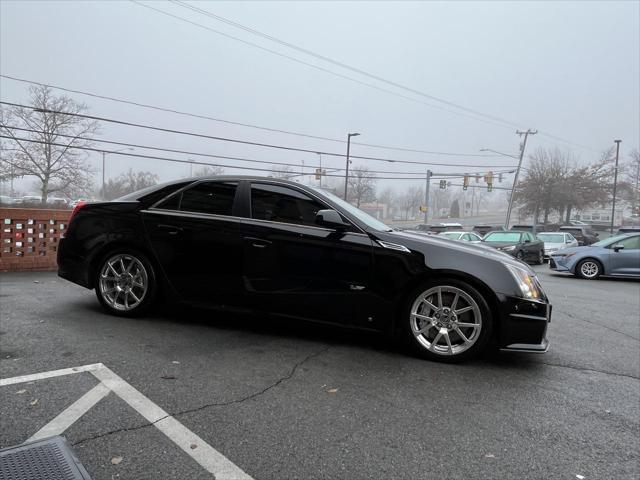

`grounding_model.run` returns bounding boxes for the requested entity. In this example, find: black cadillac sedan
[58,176,551,362]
